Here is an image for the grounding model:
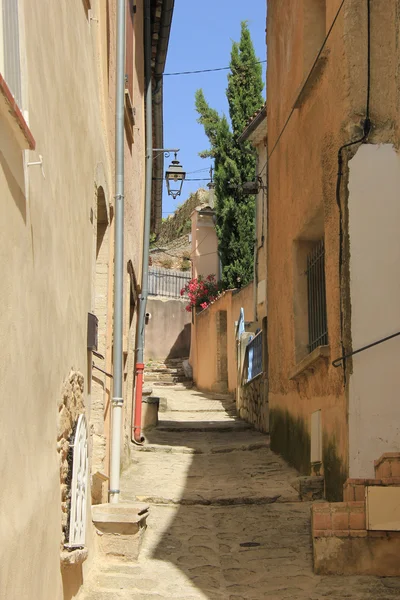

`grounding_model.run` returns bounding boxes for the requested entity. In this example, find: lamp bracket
[152,148,180,161]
